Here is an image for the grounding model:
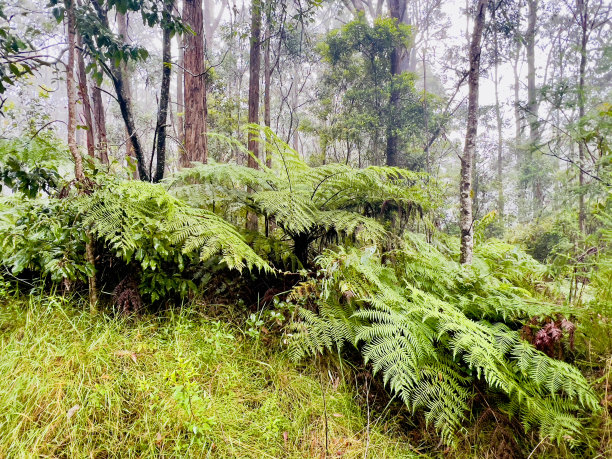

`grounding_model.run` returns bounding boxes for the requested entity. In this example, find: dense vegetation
[0,0,610,457]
